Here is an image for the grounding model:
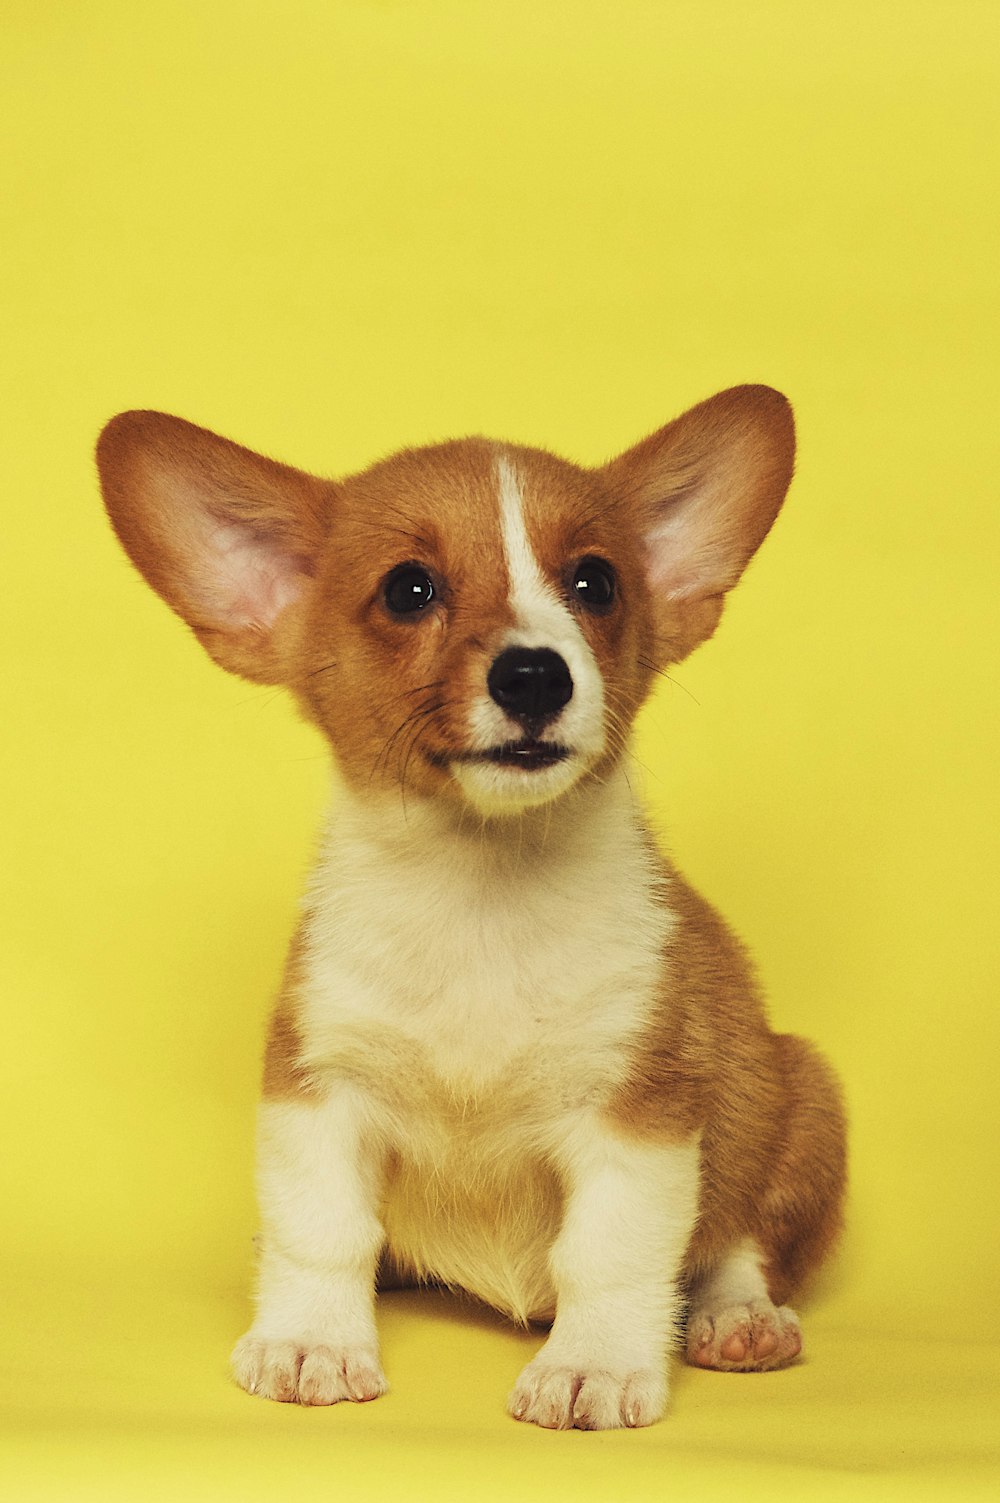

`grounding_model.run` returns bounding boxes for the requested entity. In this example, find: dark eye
[383,564,436,616]
[571,556,616,612]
